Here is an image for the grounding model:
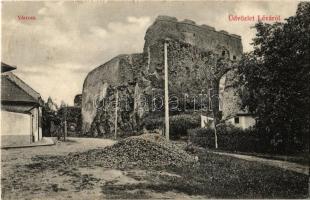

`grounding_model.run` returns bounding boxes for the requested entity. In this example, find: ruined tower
[82,16,243,136]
